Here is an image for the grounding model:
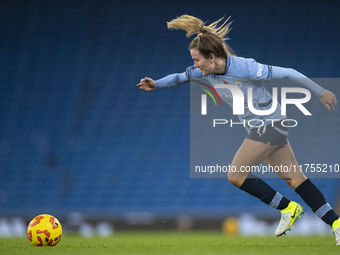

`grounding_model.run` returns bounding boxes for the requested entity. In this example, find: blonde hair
[167,15,234,58]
